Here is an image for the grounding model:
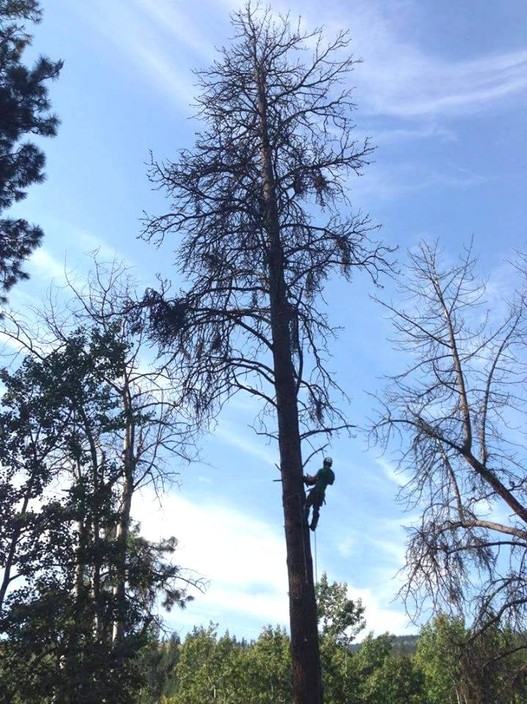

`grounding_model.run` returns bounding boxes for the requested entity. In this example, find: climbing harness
[272,464,320,584]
